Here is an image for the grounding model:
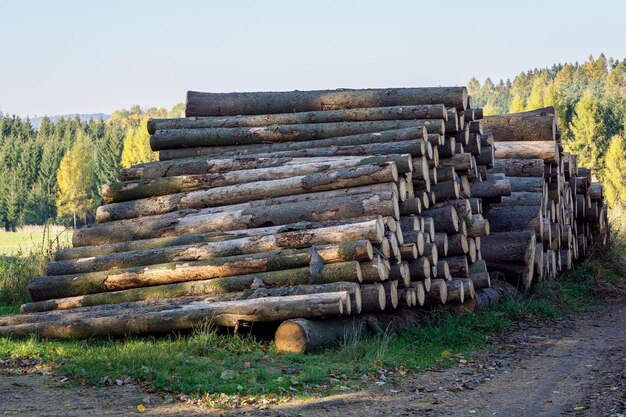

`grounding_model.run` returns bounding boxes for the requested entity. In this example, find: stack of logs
[481,107,609,287]
[0,89,607,353]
